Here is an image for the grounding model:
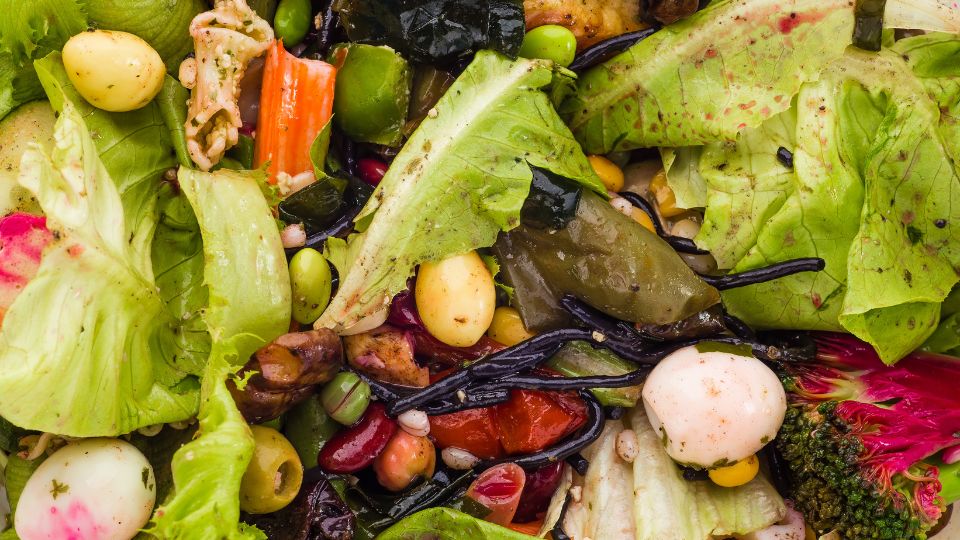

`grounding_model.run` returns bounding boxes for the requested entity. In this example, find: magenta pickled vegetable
[317,402,397,473]
[0,213,51,320]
